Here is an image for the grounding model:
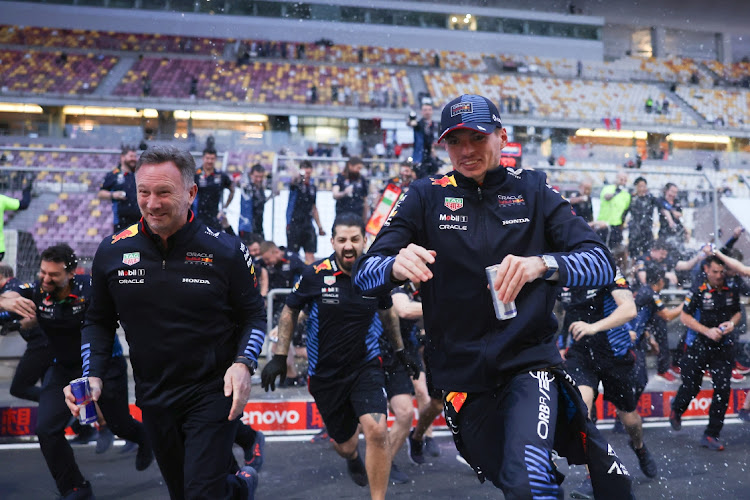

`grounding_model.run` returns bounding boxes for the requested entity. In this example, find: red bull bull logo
[431,175,457,188]
[111,224,139,244]
[314,259,332,274]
